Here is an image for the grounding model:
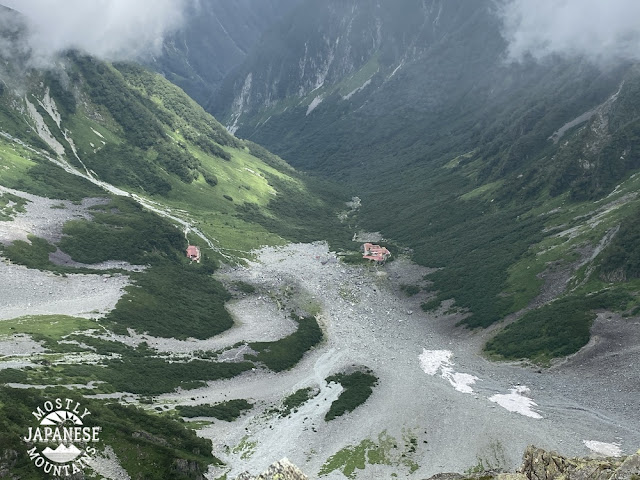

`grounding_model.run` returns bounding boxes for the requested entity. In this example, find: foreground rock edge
[235,446,640,480]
